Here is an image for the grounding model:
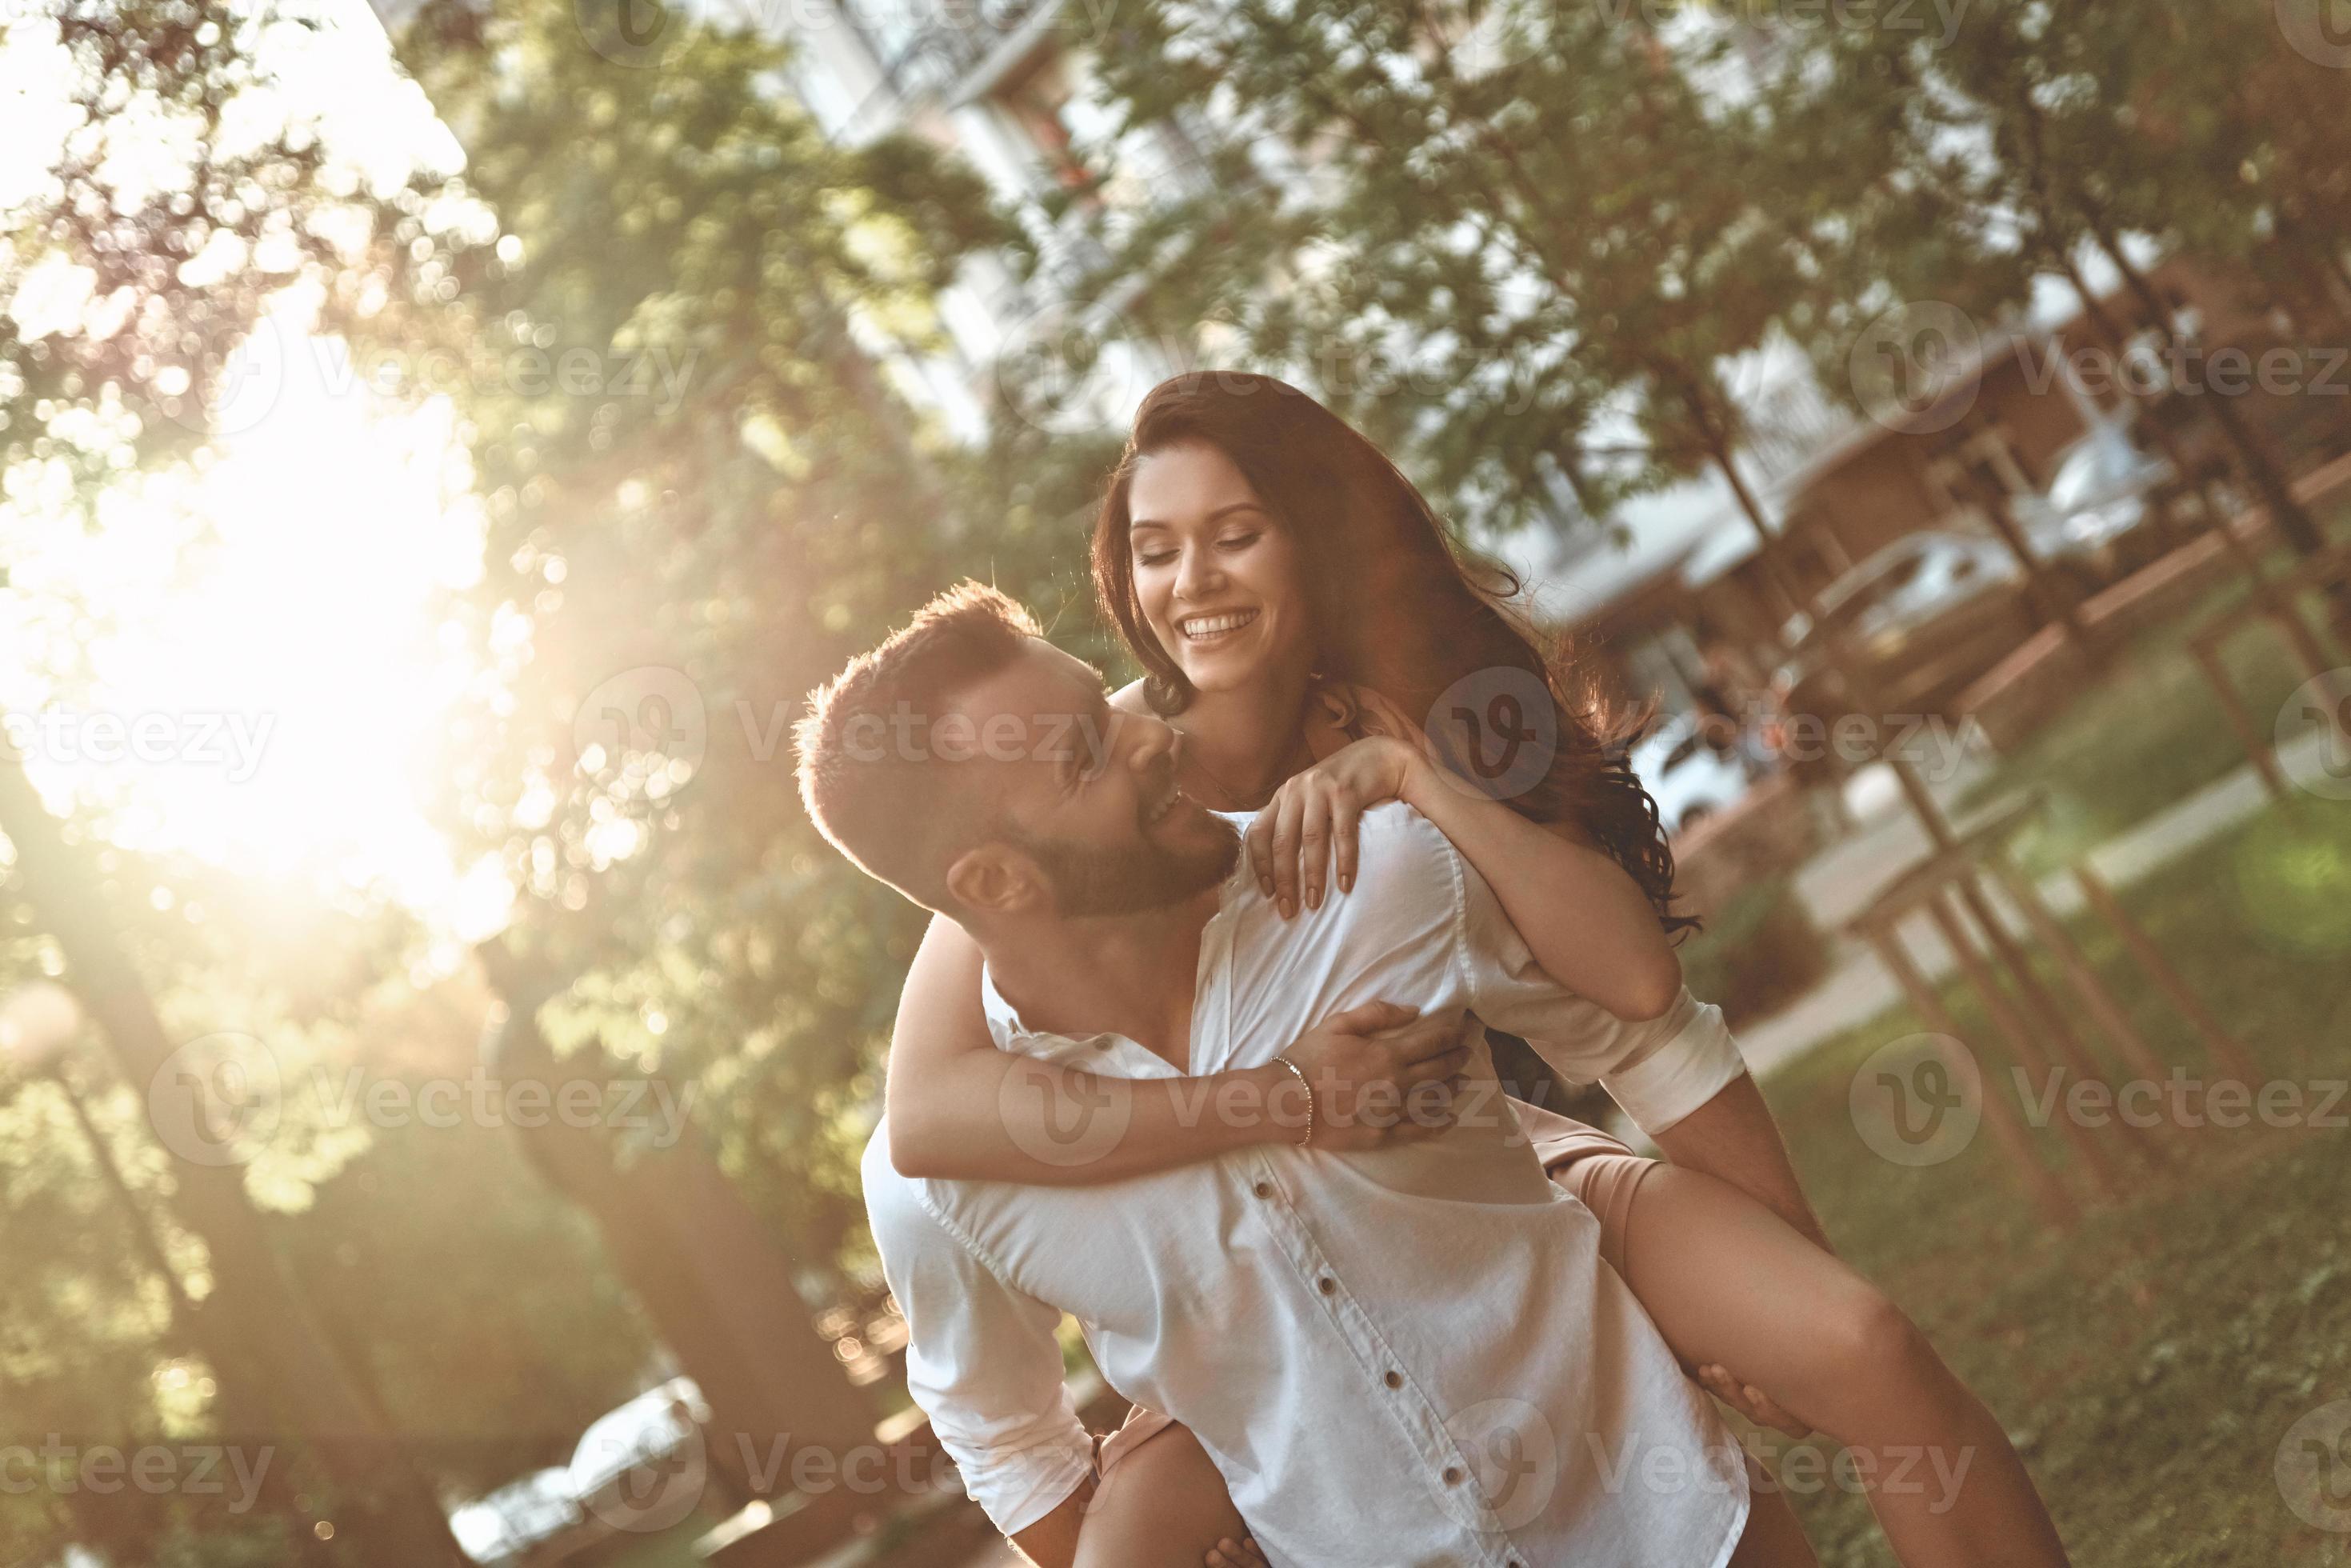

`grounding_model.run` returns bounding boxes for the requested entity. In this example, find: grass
[1969,603,2306,875]
[1753,799,2351,1566]
[1957,507,2351,878]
